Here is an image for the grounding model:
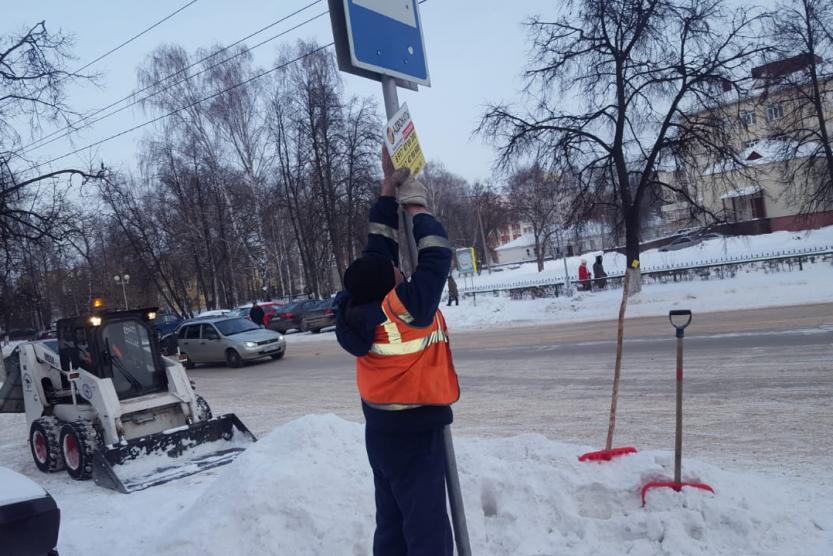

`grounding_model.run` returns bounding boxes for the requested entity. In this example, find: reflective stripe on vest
[356,288,460,407]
